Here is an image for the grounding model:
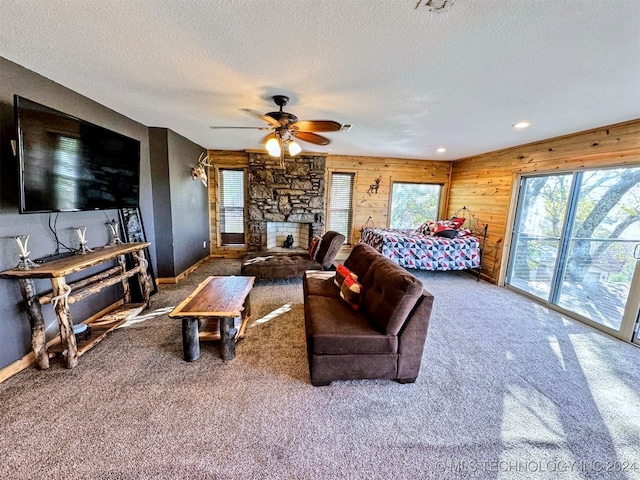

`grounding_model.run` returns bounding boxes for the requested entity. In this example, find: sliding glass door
[506,167,640,341]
